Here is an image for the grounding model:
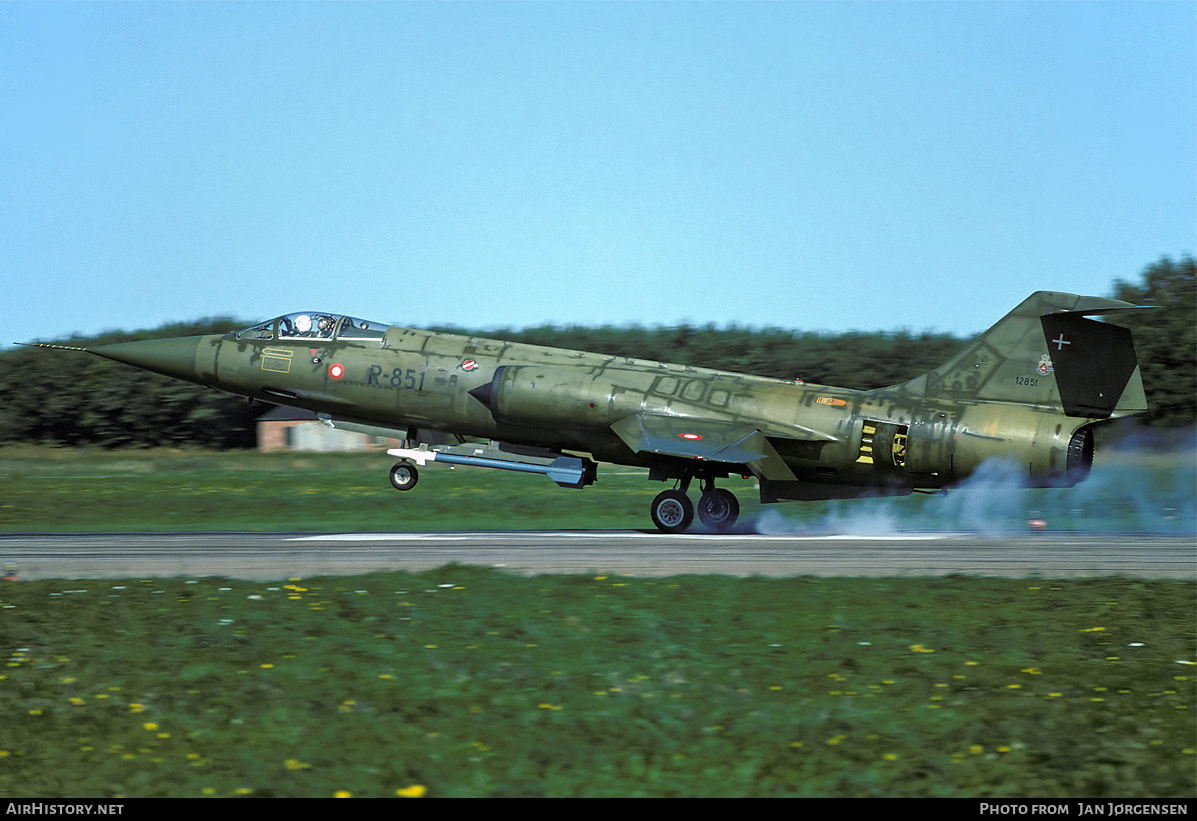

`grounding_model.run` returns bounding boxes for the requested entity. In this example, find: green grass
[1,448,1193,797]
[0,447,665,532]
[0,446,1193,534]
[0,569,1192,798]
